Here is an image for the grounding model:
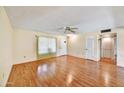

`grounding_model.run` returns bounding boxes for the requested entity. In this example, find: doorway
[58,36,67,56]
[85,36,95,61]
[99,33,117,64]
